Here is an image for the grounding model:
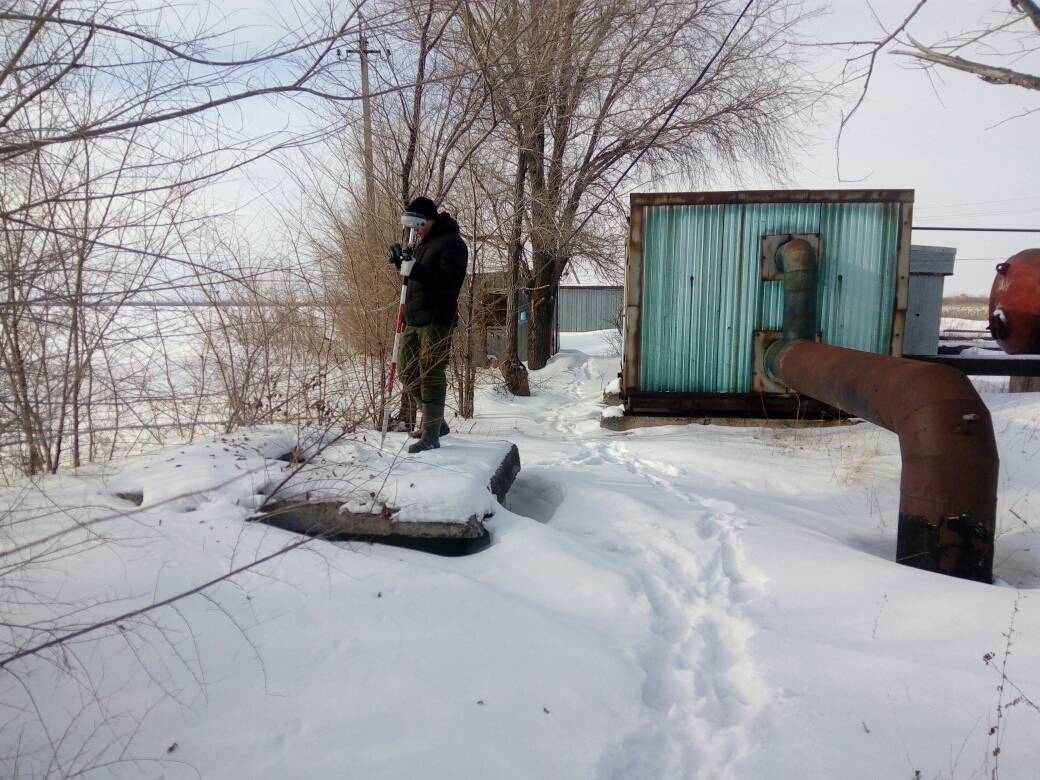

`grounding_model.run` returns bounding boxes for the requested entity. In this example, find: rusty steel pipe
[776,238,818,344]
[773,340,999,581]
[763,238,999,582]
